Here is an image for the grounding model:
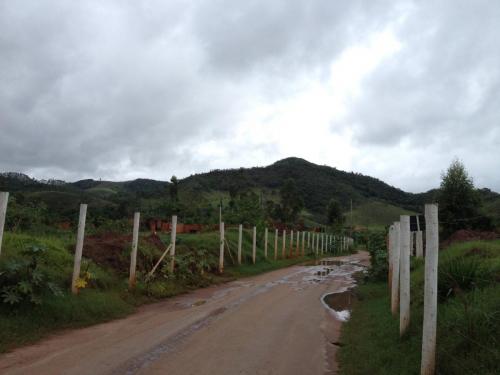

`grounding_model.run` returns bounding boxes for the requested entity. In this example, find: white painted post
[274,229,278,260]
[129,212,140,288]
[391,222,401,315]
[301,231,305,256]
[264,227,268,259]
[388,225,394,293]
[238,224,243,265]
[219,222,225,273]
[0,192,9,257]
[252,226,257,264]
[307,231,311,249]
[169,215,177,273]
[311,233,315,253]
[71,204,87,294]
[421,204,439,375]
[296,230,300,256]
[289,230,294,257]
[315,233,319,255]
[321,233,324,255]
[400,215,411,336]
[282,230,286,258]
